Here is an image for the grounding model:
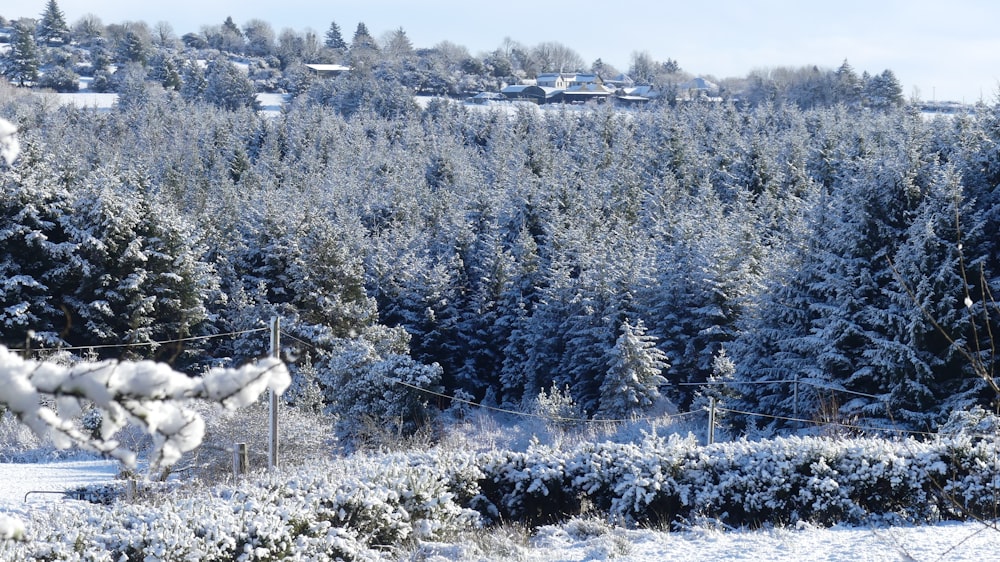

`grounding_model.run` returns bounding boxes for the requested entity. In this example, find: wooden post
[793,374,800,431]
[23,329,34,359]
[233,442,248,478]
[268,317,279,471]
[708,397,716,445]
